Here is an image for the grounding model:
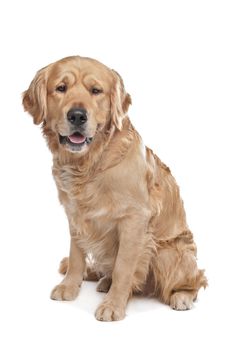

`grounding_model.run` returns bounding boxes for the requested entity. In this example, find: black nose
[67,108,87,126]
